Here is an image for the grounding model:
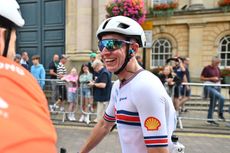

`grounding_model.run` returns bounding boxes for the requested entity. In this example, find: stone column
[92,0,107,51]
[189,0,204,10]
[66,0,92,61]
[188,23,205,80]
[66,0,78,55]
